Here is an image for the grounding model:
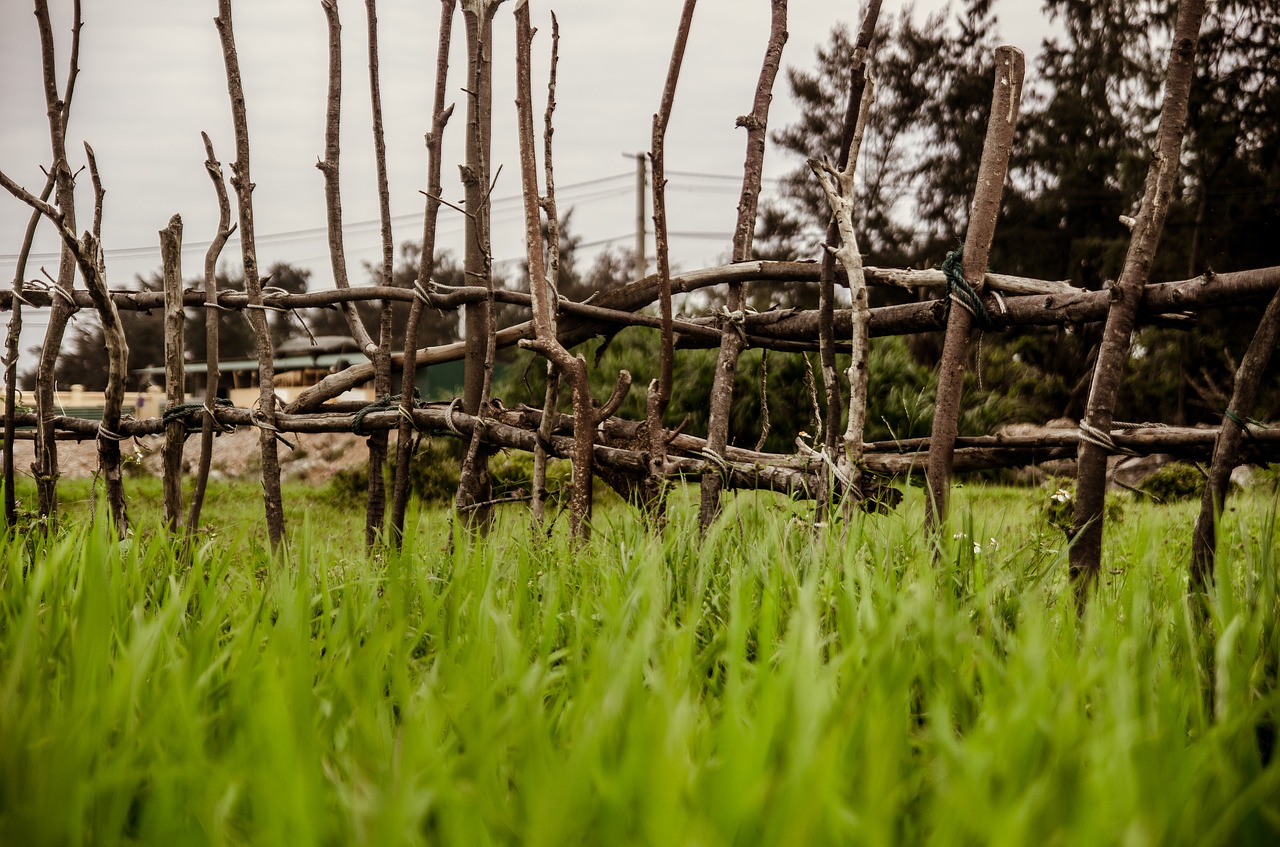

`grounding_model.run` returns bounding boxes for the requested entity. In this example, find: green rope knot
[162,398,234,431]
[352,393,427,435]
[942,251,1000,332]
[1224,409,1265,440]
